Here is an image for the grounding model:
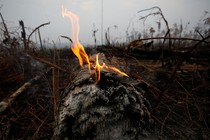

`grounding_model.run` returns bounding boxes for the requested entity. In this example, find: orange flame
[62,5,91,69]
[62,6,128,83]
[94,53,128,82]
